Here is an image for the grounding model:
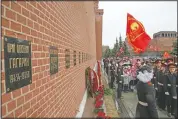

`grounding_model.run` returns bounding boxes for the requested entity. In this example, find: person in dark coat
[135,64,158,118]
[163,63,177,117]
[105,59,109,75]
[165,58,174,73]
[175,68,178,118]
[157,62,166,110]
[110,62,116,89]
[152,59,162,99]
[116,65,123,98]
